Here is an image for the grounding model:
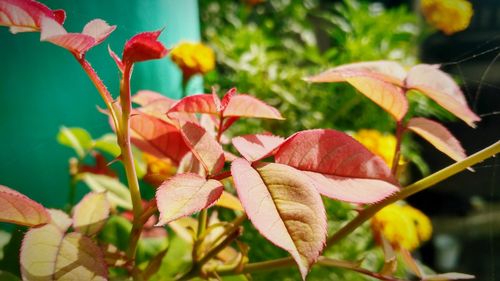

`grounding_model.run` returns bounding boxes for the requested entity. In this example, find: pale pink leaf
[47,209,72,232]
[177,152,206,177]
[423,273,475,281]
[82,19,115,45]
[21,227,107,281]
[305,61,407,86]
[406,64,480,127]
[232,134,285,162]
[130,113,190,165]
[275,129,398,203]
[231,159,327,280]
[179,121,225,175]
[156,173,223,225]
[73,192,110,236]
[0,0,65,33]
[407,117,466,162]
[303,172,398,204]
[0,185,49,227]
[223,95,284,120]
[345,76,408,120]
[132,90,173,107]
